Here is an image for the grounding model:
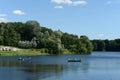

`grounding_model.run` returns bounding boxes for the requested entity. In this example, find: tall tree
[25,20,41,40]
[0,23,5,45]
[77,36,93,54]
[3,22,20,46]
